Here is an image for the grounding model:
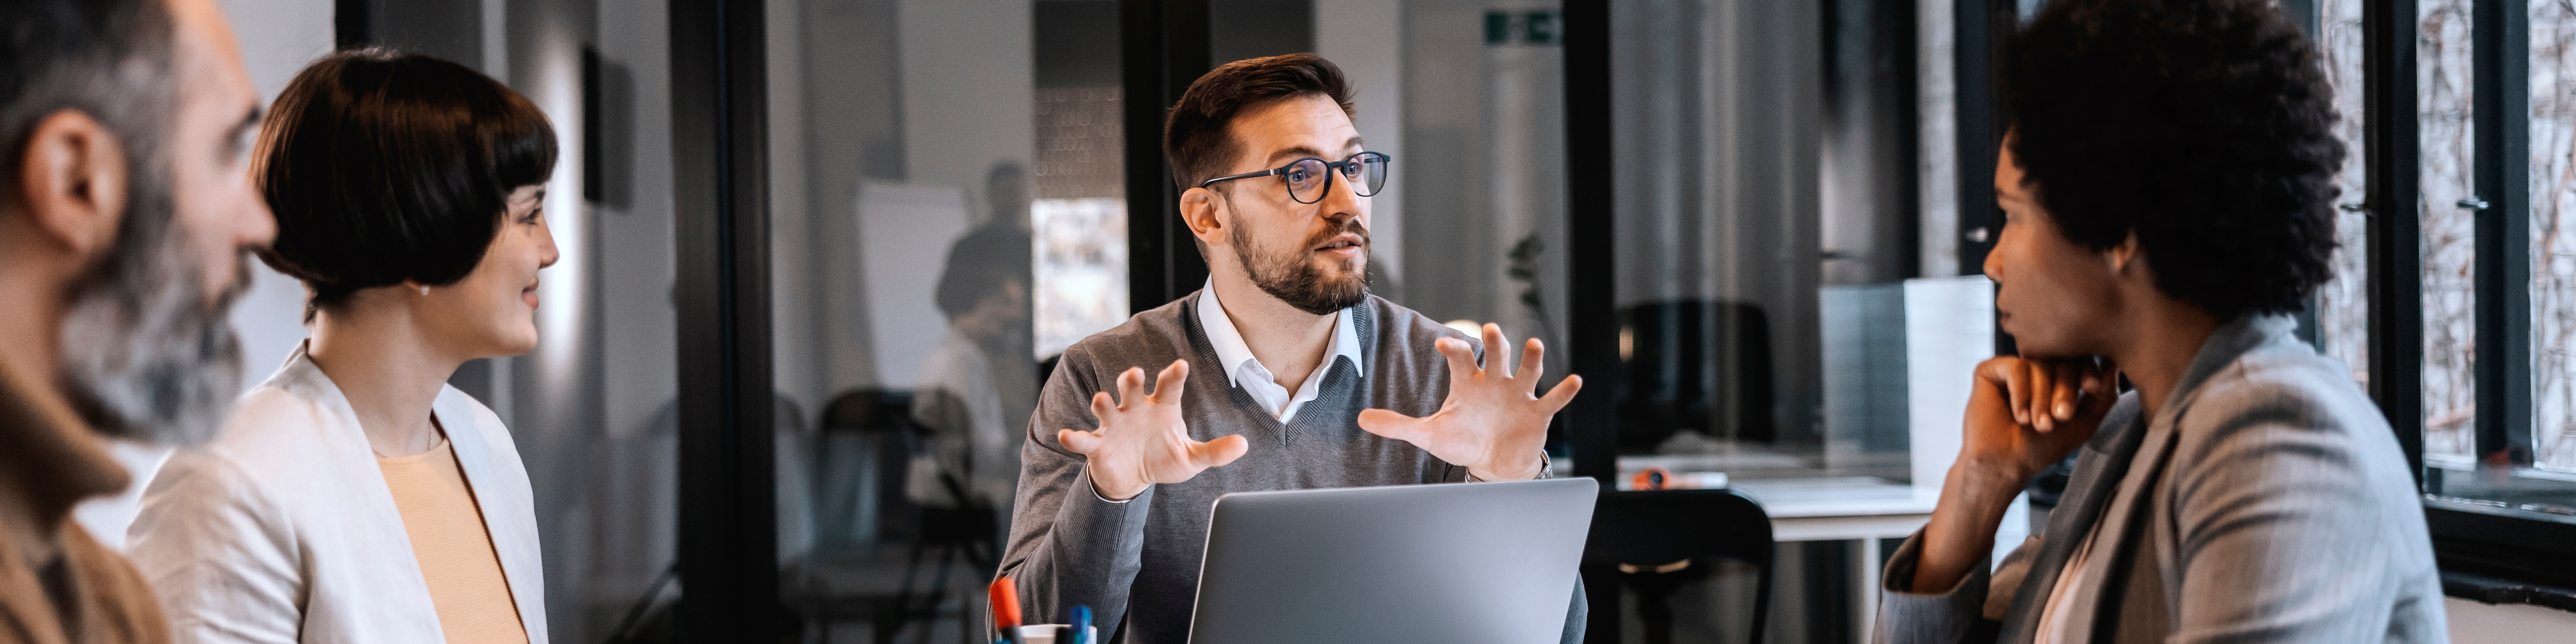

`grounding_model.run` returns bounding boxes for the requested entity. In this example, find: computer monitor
[1187,477,1600,644]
